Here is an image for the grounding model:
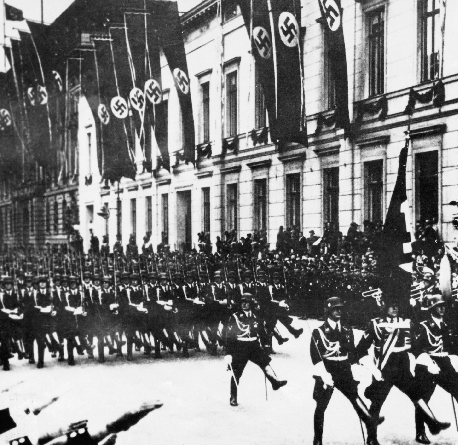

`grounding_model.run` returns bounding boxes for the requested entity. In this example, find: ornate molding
[355,135,390,147]
[195,170,213,178]
[220,165,242,174]
[278,153,306,163]
[407,124,446,138]
[246,159,272,170]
